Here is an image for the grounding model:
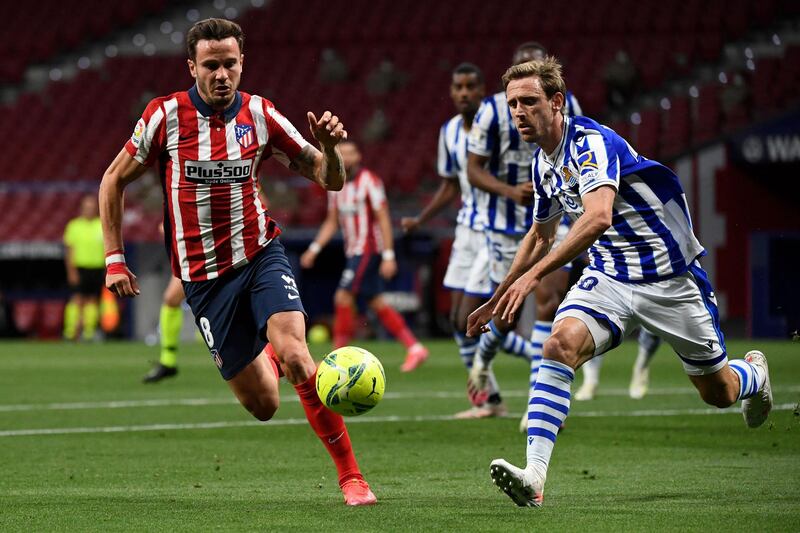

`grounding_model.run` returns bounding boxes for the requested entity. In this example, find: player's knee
[543,334,578,367]
[245,394,279,421]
